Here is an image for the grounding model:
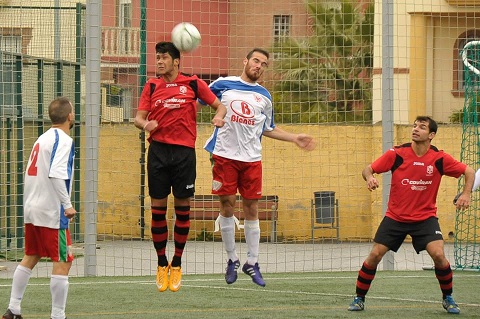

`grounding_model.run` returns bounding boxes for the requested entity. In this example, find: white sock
[50,275,69,319]
[8,265,32,315]
[244,219,260,265]
[219,215,238,261]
